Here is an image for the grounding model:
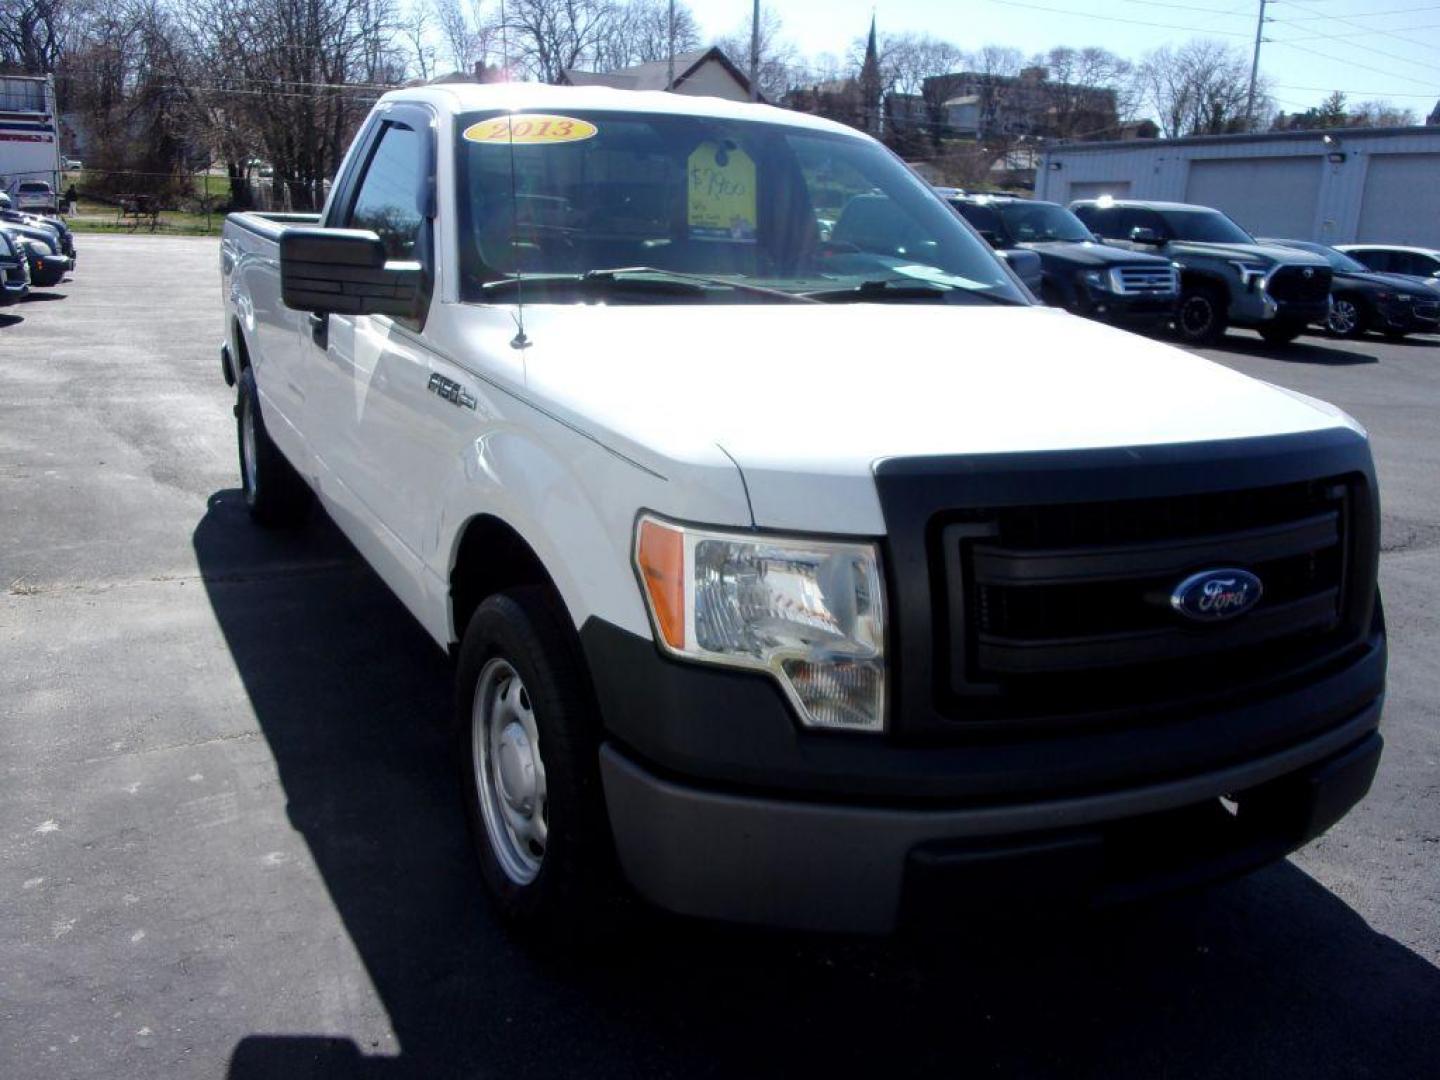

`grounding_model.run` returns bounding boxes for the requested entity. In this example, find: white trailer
[0,75,62,213]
